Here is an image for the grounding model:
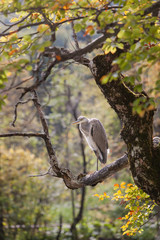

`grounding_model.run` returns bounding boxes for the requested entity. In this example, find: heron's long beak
[72,120,81,125]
